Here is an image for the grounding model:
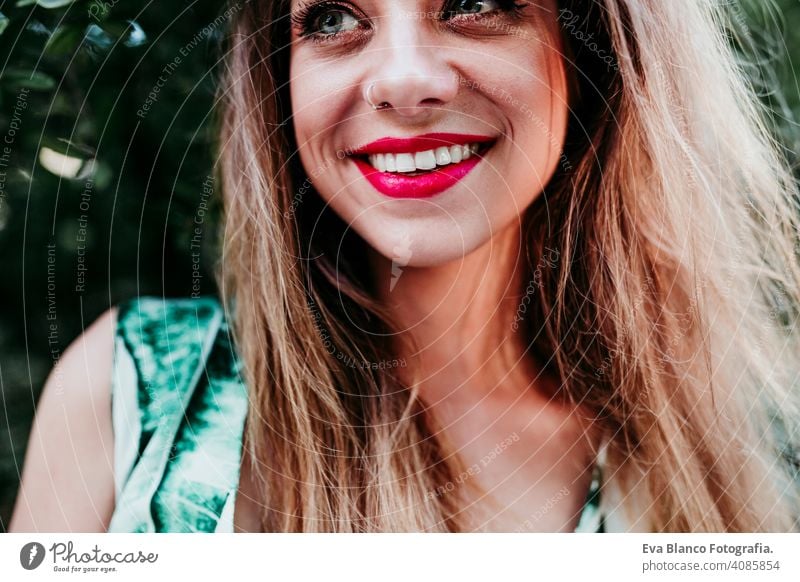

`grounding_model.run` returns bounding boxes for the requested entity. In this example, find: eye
[439,0,529,24]
[314,9,359,36]
[441,0,504,18]
[291,2,366,42]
